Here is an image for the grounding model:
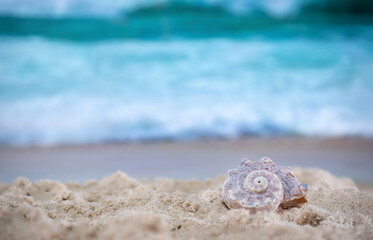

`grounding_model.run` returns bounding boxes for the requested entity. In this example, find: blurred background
[0,0,372,183]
